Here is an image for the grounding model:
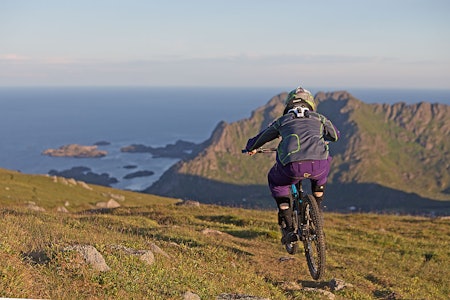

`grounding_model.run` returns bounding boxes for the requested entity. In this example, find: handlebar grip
[241,149,249,153]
